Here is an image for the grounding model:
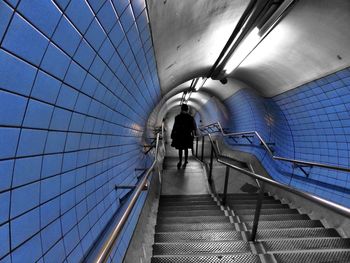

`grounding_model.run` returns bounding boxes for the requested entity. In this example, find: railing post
[196,136,199,158]
[208,143,214,182]
[201,136,204,162]
[250,180,264,242]
[222,166,230,205]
